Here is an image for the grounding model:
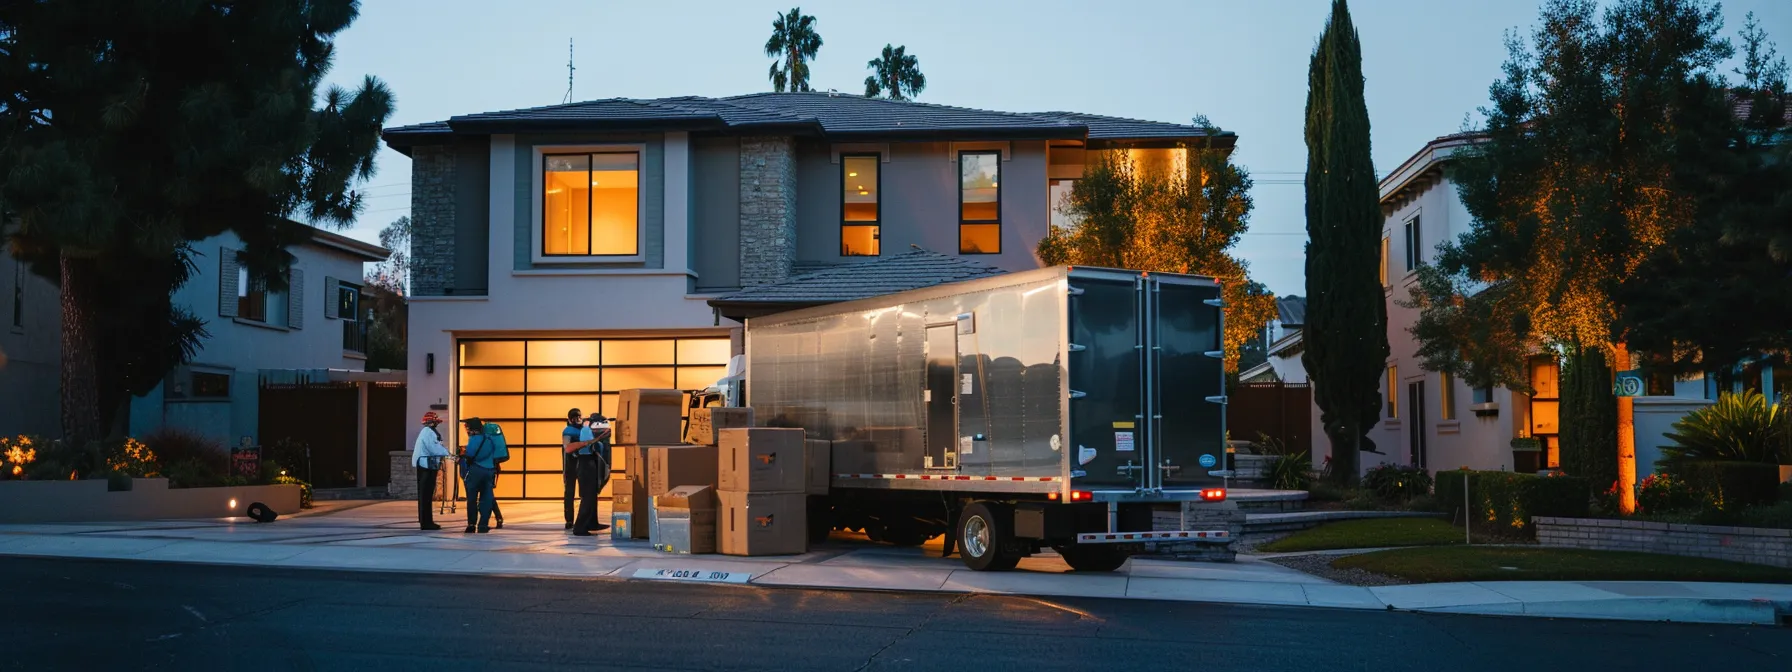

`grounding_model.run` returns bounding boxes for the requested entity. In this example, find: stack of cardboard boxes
[609,389,683,540]
[715,427,809,556]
